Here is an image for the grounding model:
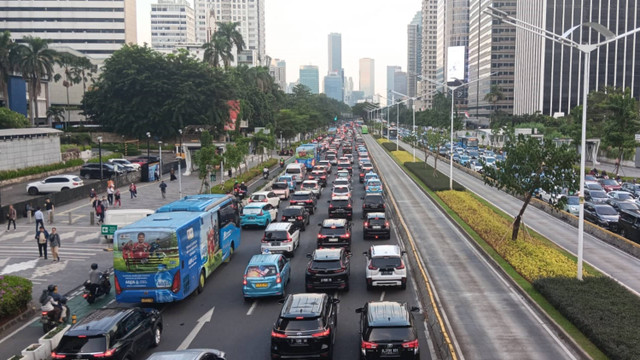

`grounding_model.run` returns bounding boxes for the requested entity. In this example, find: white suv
[249,191,281,208]
[26,175,84,195]
[261,222,300,257]
[364,245,407,290]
